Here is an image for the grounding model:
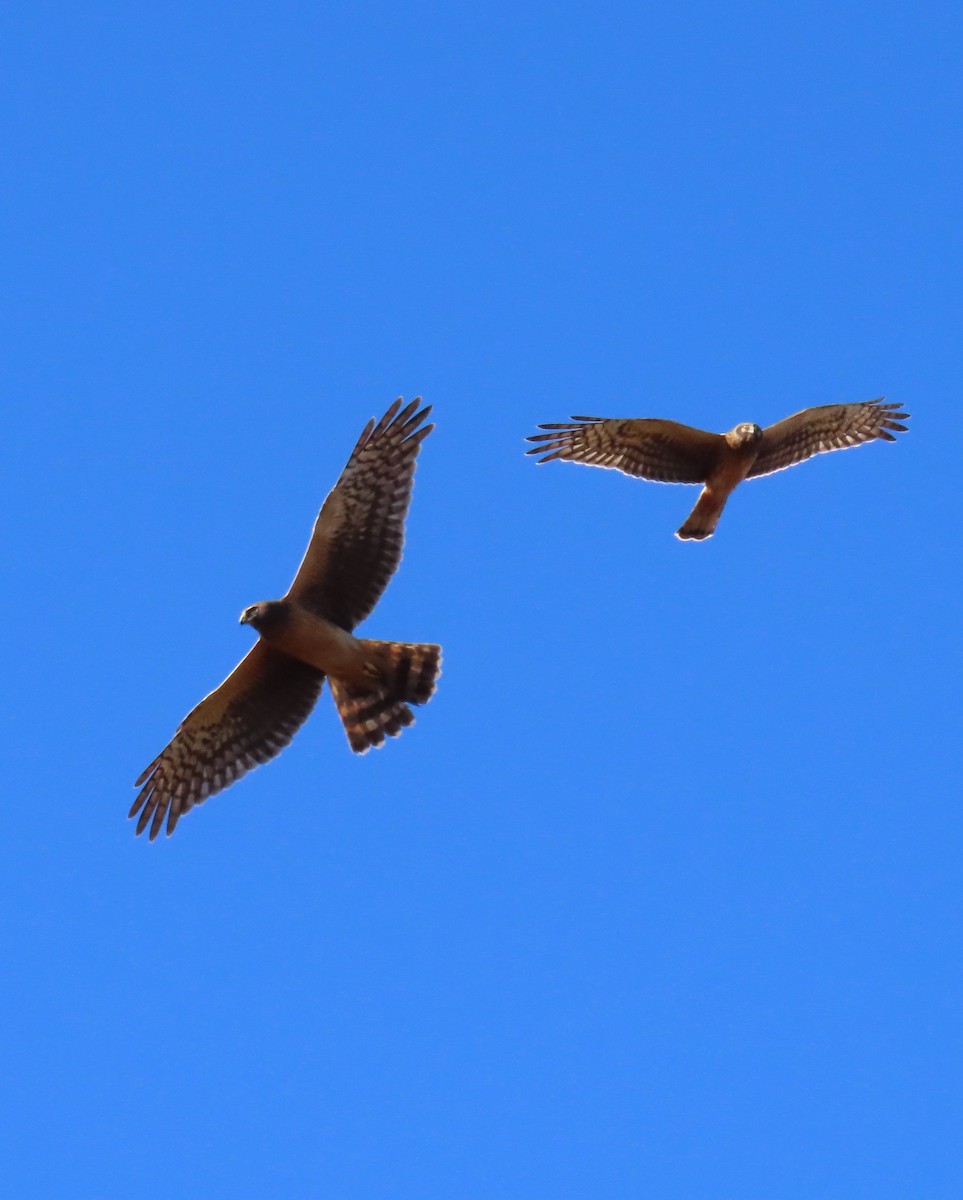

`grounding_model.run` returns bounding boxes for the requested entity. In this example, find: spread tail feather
[676,488,725,541]
[331,641,441,753]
